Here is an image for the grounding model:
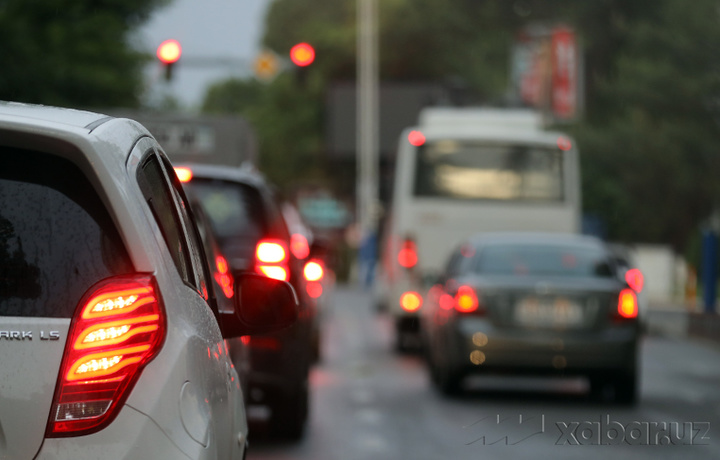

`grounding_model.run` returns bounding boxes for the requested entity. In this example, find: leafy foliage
[0,0,169,107]
[204,0,720,252]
